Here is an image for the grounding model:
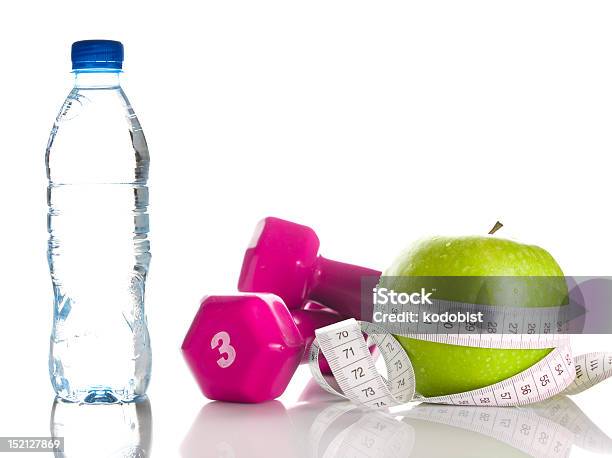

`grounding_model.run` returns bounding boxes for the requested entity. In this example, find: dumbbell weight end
[310,256,381,320]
